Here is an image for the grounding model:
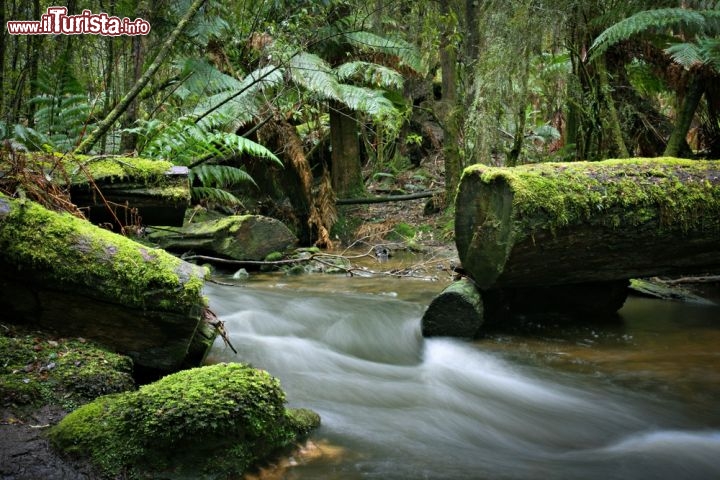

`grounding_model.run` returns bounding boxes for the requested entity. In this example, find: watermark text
[7,7,151,36]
